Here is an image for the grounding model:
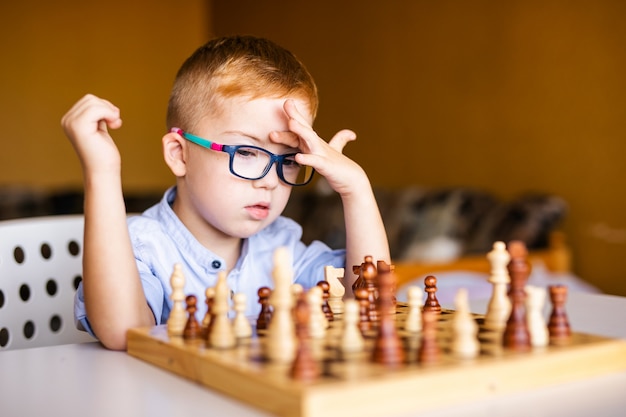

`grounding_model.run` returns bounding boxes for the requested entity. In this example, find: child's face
[178,96,313,241]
